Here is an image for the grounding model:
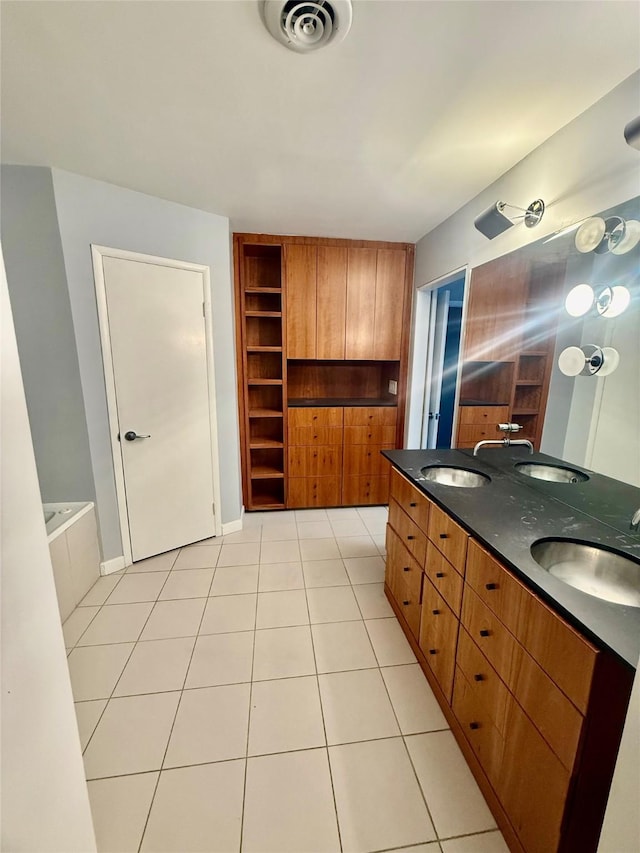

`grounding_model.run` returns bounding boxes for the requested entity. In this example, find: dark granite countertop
[288,398,396,407]
[382,447,640,669]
